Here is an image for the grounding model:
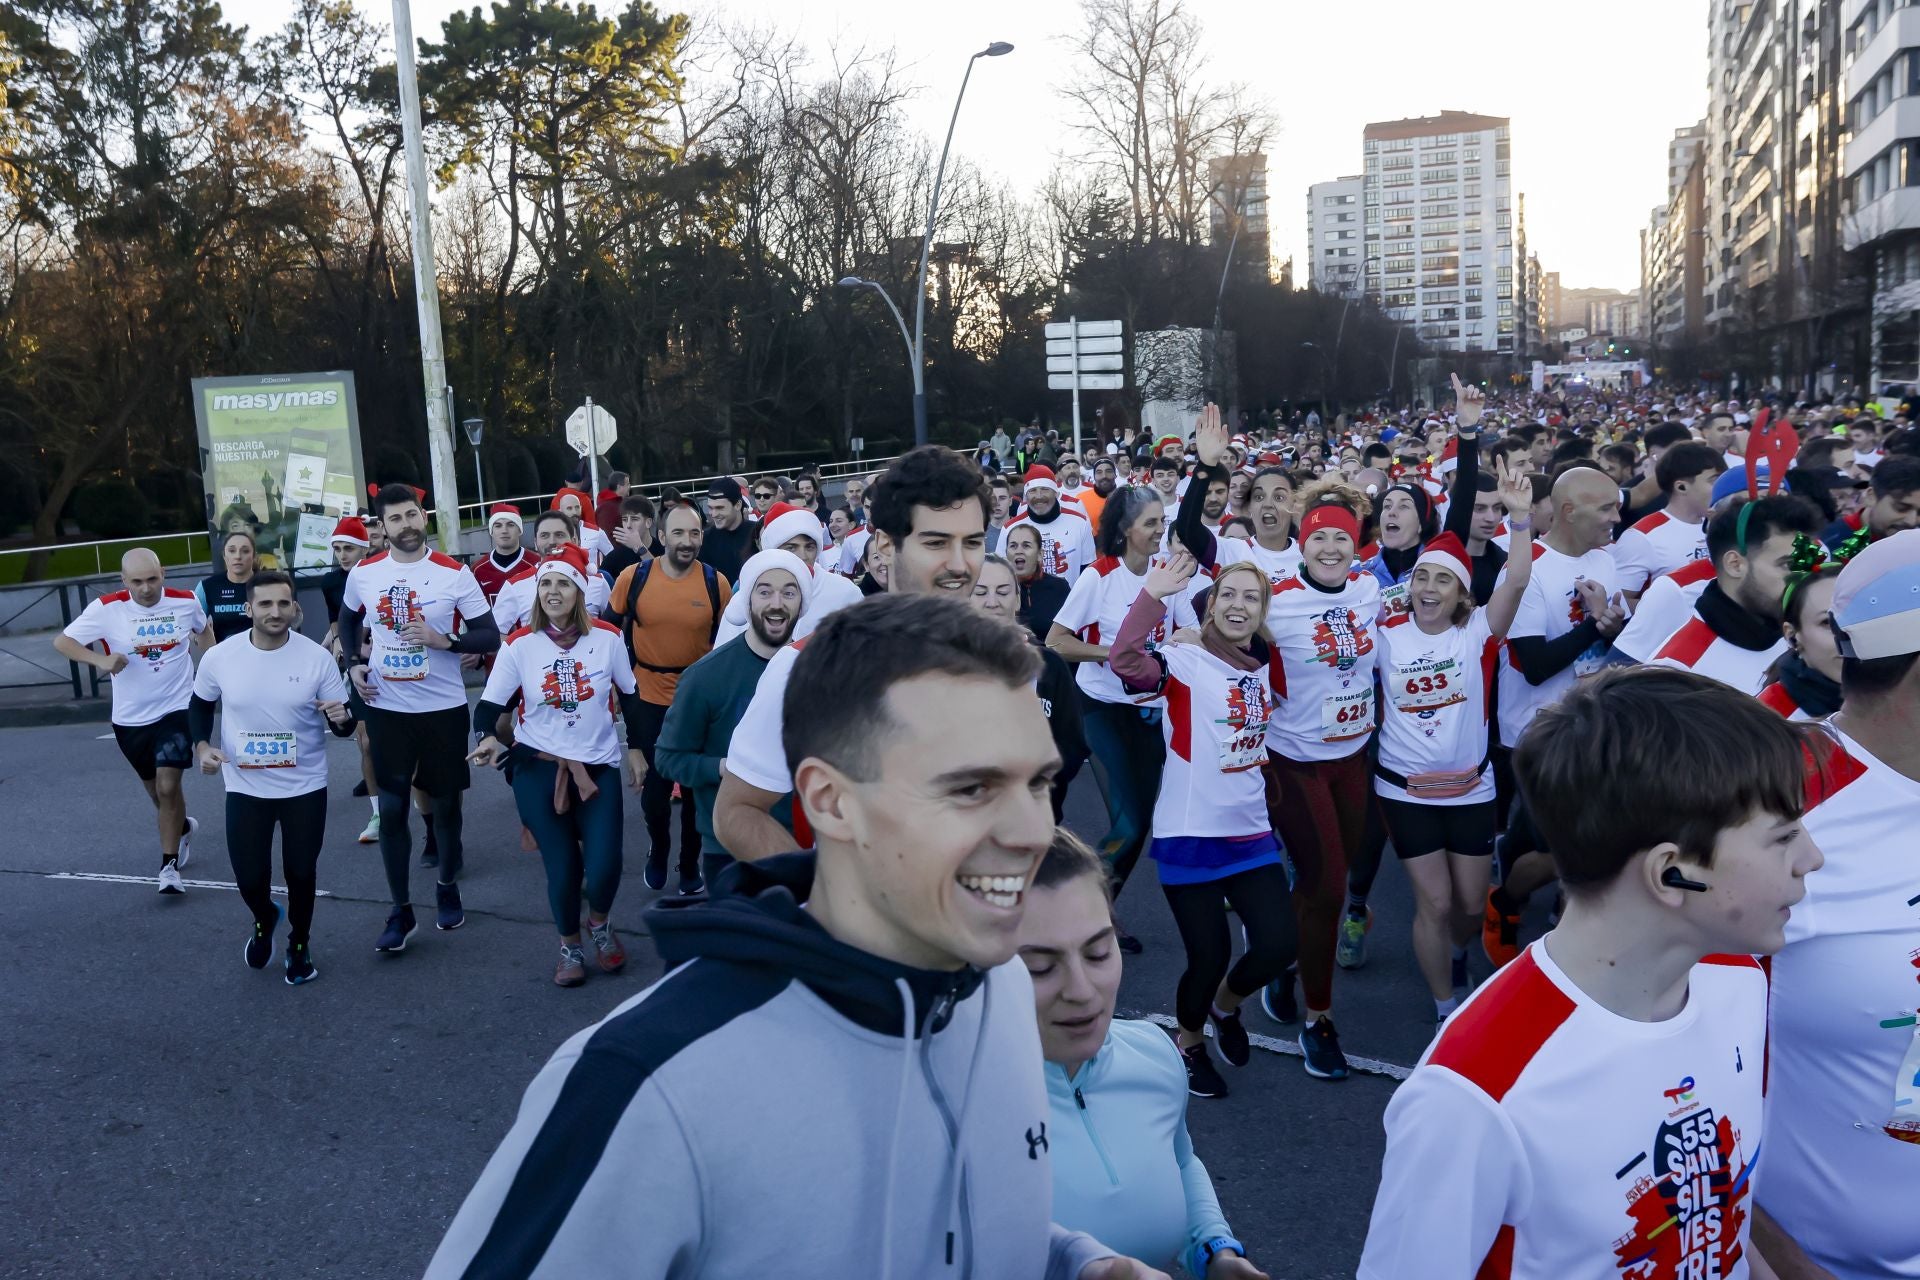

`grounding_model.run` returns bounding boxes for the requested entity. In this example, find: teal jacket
[1045,1019,1238,1277]
[655,635,789,856]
